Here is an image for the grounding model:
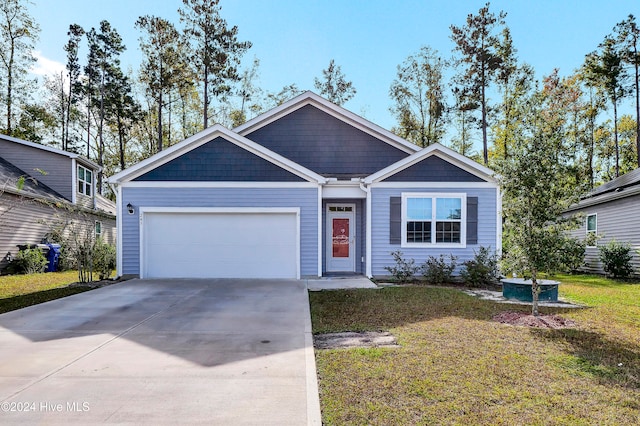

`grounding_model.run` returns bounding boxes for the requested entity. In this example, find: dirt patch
[493,312,577,329]
[67,276,132,289]
[314,331,399,349]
